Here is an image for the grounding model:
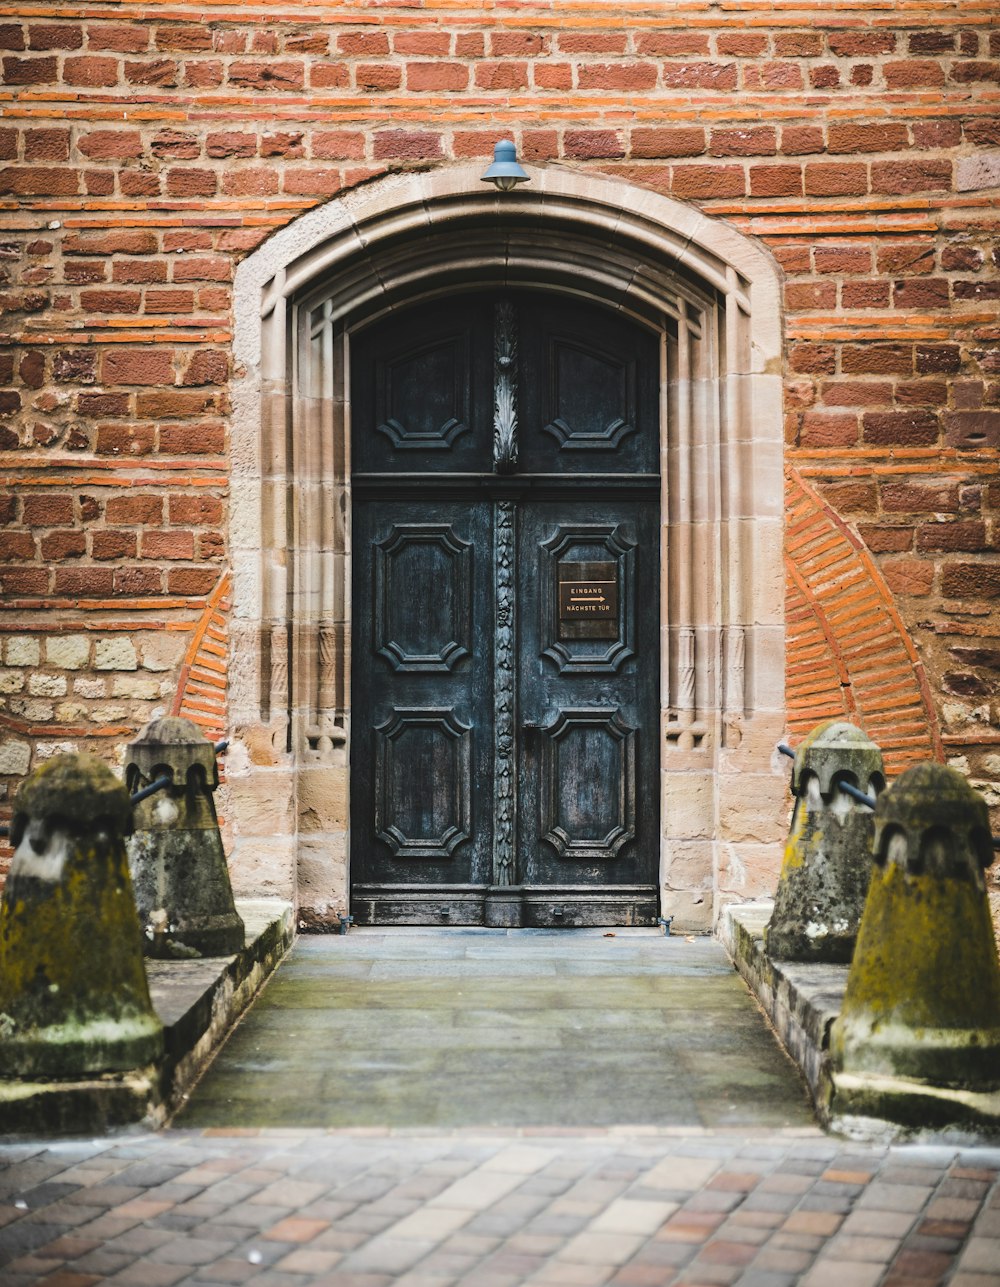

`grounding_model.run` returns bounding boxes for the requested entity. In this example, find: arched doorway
[228,167,787,931]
